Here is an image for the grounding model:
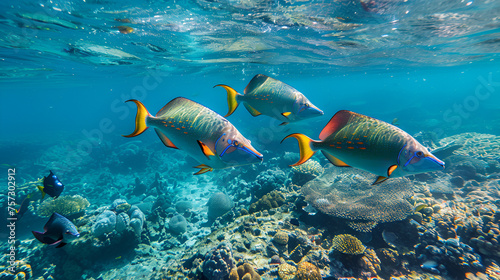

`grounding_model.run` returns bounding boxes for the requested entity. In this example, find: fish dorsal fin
[281,112,292,119]
[319,110,355,141]
[194,164,213,175]
[197,140,215,159]
[321,151,351,167]
[387,164,398,176]
[372,176,388,185]
[244,74,269,94]
[45,213,61,231]
[154,129,178,149]
[155,97,194,117]
[243,103,262,117]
